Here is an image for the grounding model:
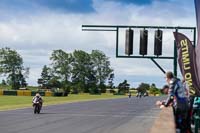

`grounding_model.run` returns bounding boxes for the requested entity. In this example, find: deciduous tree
[0,47,28,89]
